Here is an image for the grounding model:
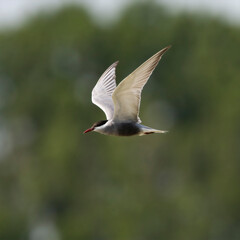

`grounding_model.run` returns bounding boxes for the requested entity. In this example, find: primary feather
[91,61,118,120]
[112,46,171,122]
